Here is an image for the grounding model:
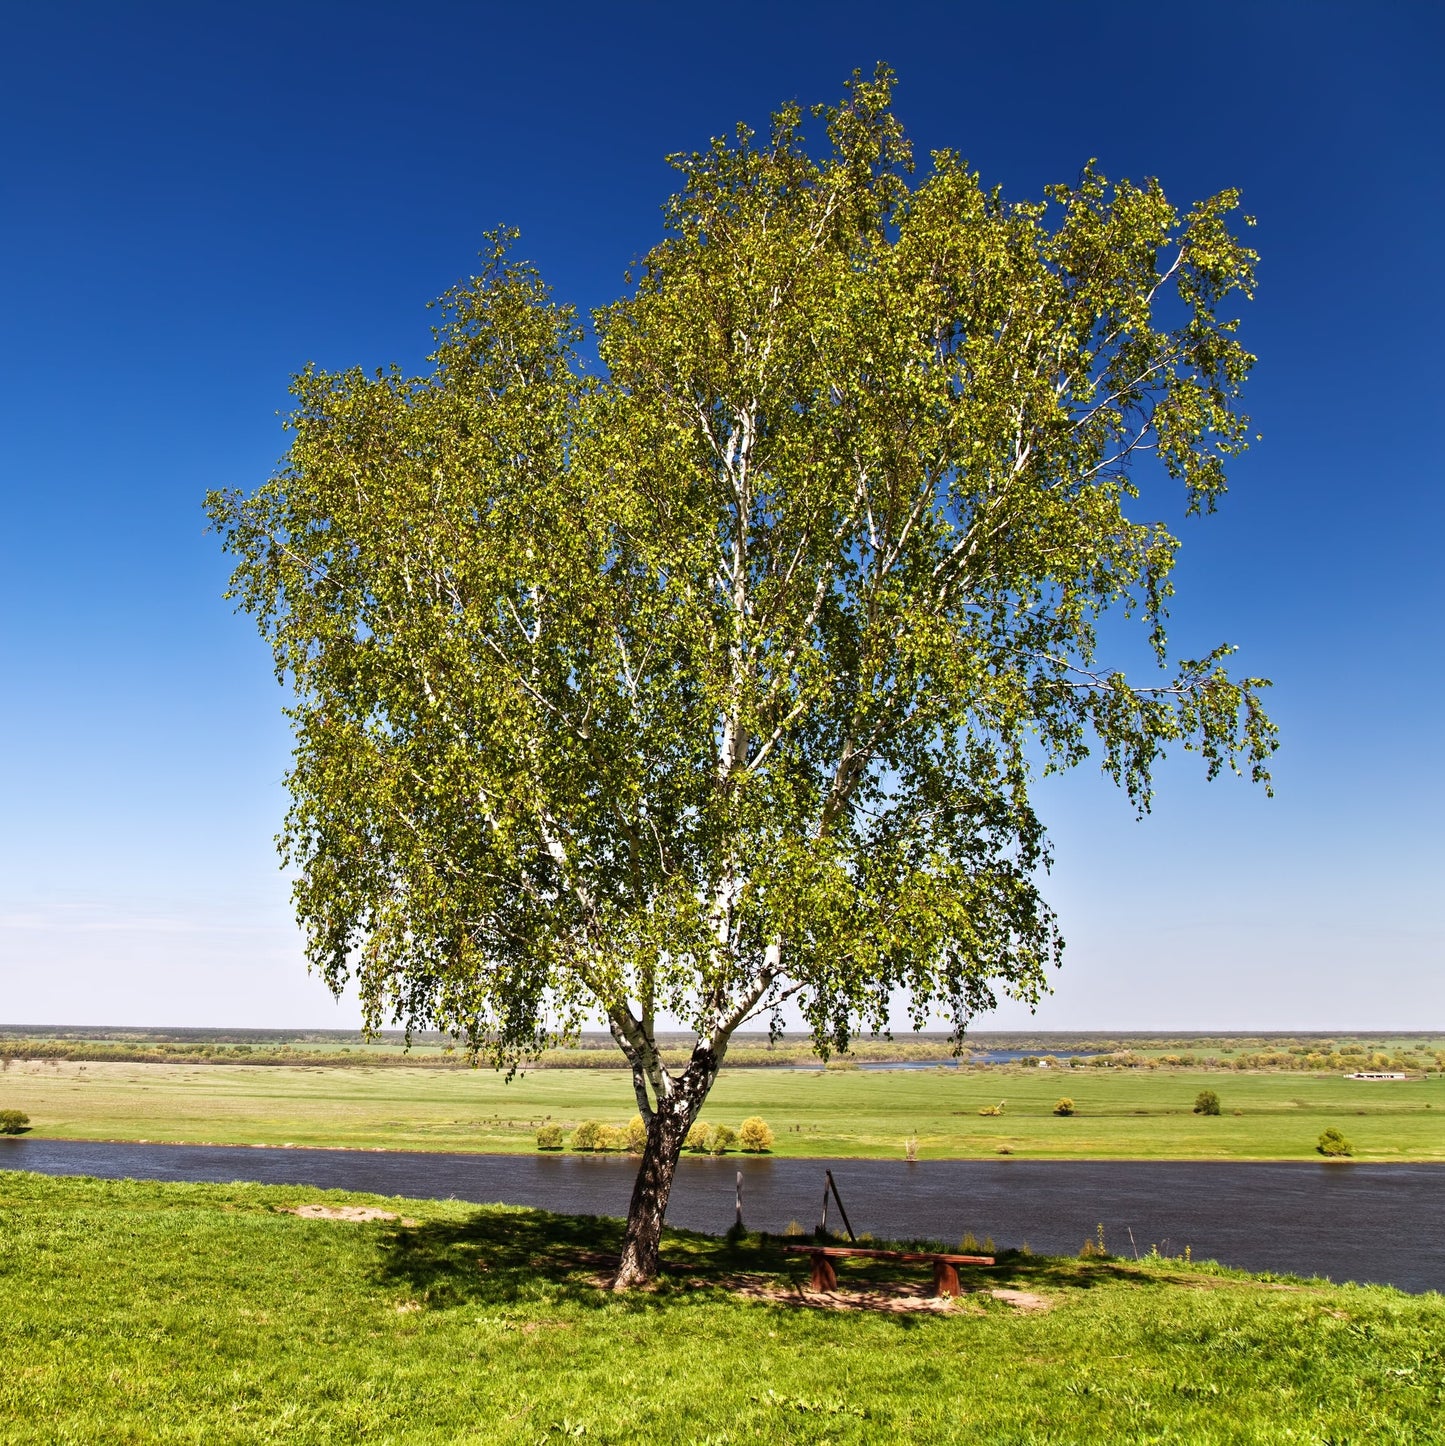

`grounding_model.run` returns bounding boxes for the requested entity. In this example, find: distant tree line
[4,1037,1437,1073]
[0,1038,948,1070]
[1075,1047,1442,1073]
